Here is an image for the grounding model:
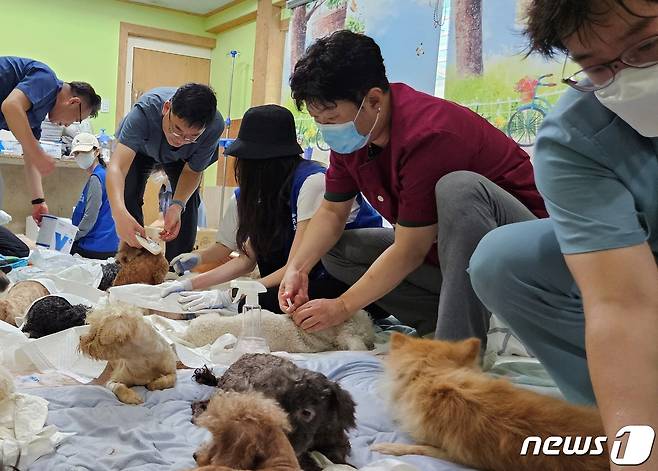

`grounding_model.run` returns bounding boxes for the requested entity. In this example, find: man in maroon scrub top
[279,30,546,353]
